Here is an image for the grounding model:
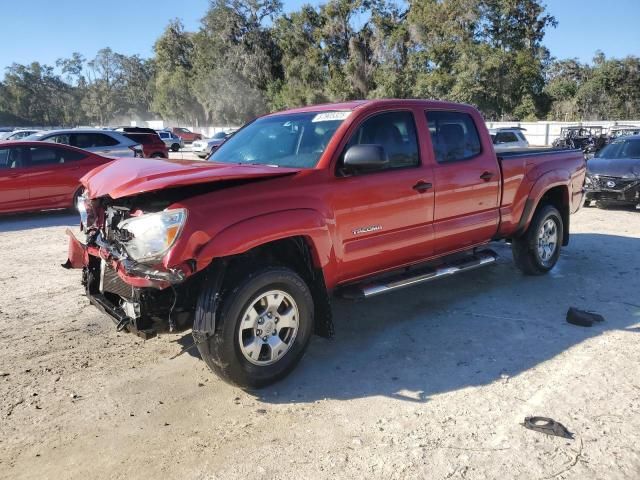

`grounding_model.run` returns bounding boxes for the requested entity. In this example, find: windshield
[209,111,350,168]
[596,139,640,159]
